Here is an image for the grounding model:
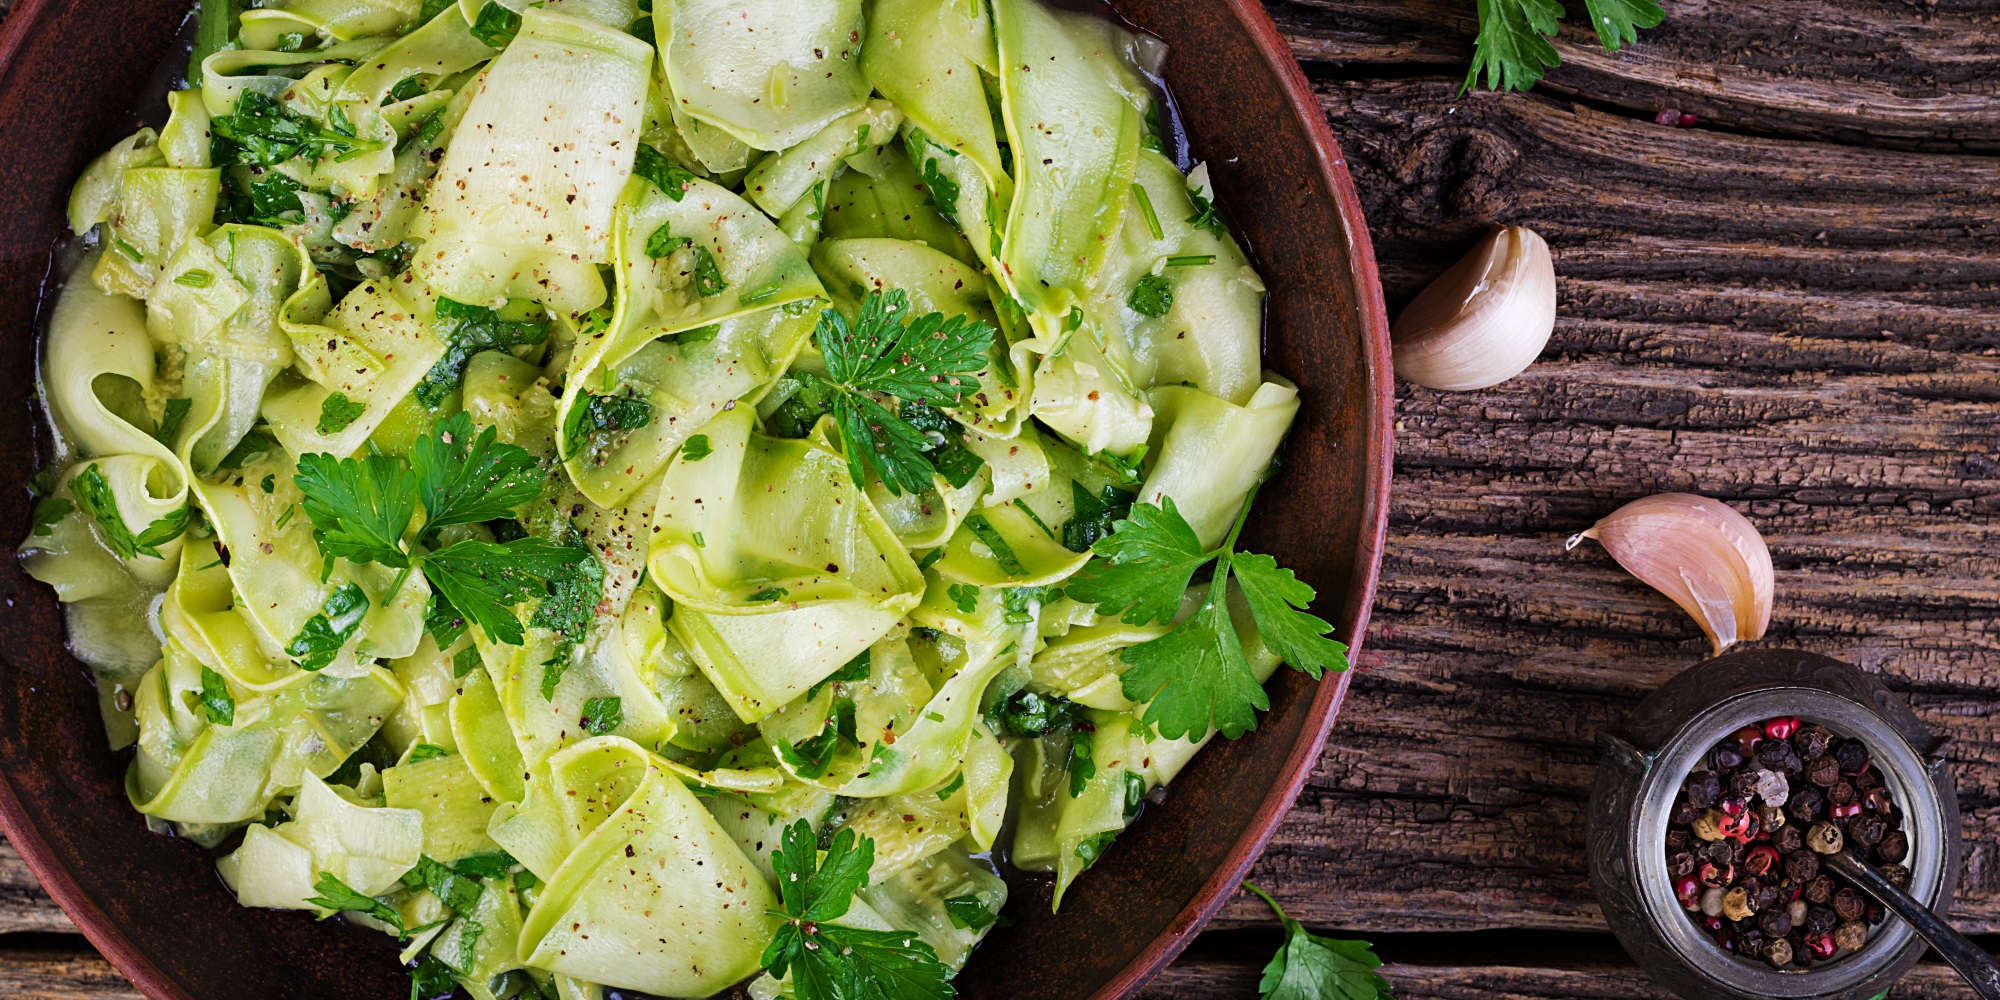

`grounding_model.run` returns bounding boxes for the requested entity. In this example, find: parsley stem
[1218,480,1264,560]
[385,564,411,605]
